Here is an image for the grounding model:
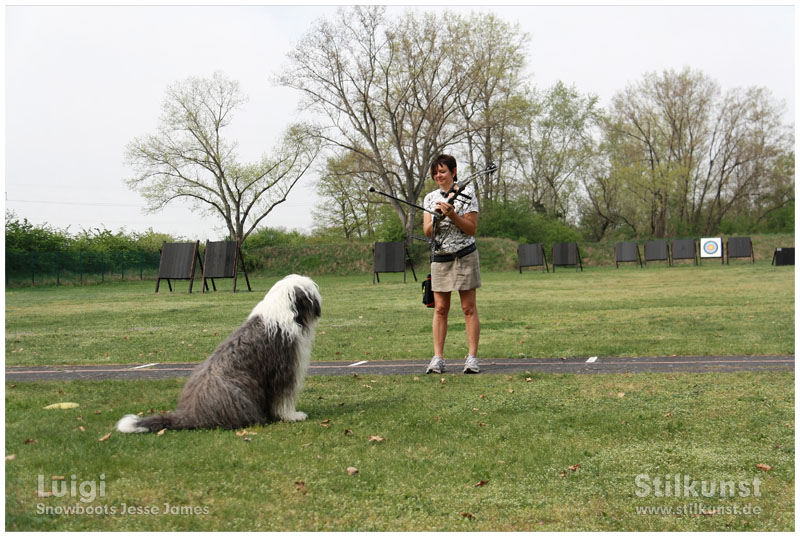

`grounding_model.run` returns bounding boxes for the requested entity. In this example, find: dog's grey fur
[116,274,321,433]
